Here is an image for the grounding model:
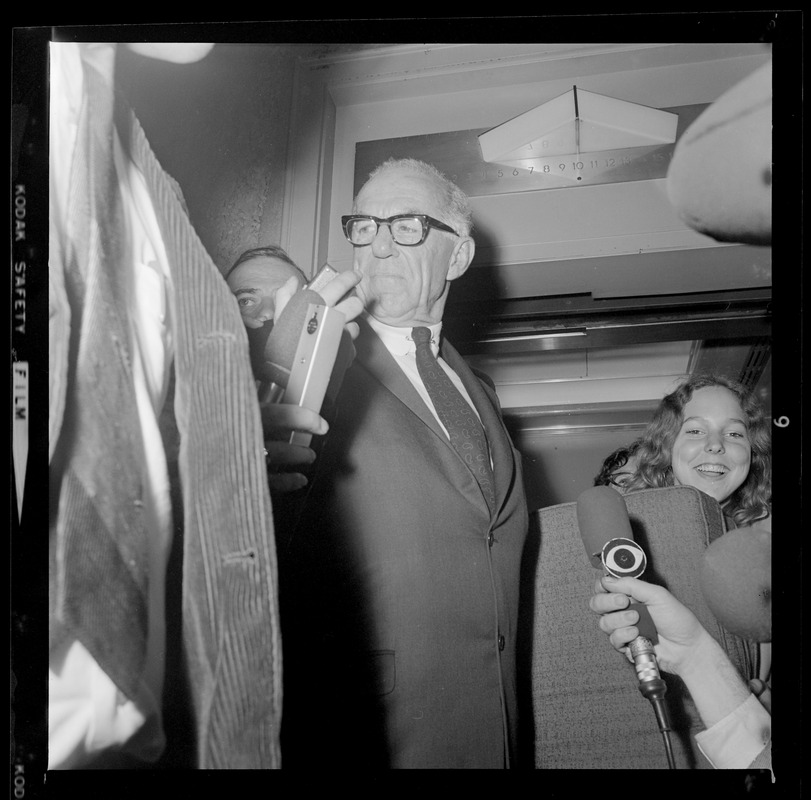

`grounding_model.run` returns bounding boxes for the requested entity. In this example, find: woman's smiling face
[671,385,752,505]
